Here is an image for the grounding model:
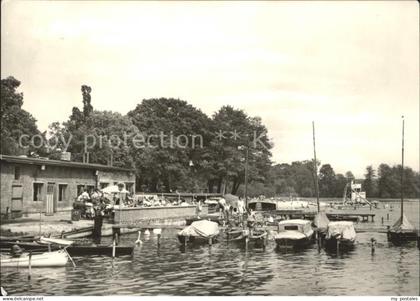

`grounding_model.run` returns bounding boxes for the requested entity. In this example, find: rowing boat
[0,250,68,267]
